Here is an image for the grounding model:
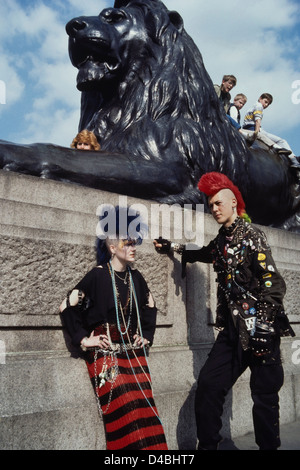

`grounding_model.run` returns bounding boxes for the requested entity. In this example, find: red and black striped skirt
[85,347,168,450]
